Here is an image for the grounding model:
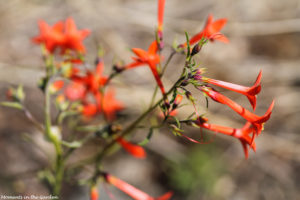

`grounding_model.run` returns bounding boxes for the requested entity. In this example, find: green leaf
[0,101,23,110]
